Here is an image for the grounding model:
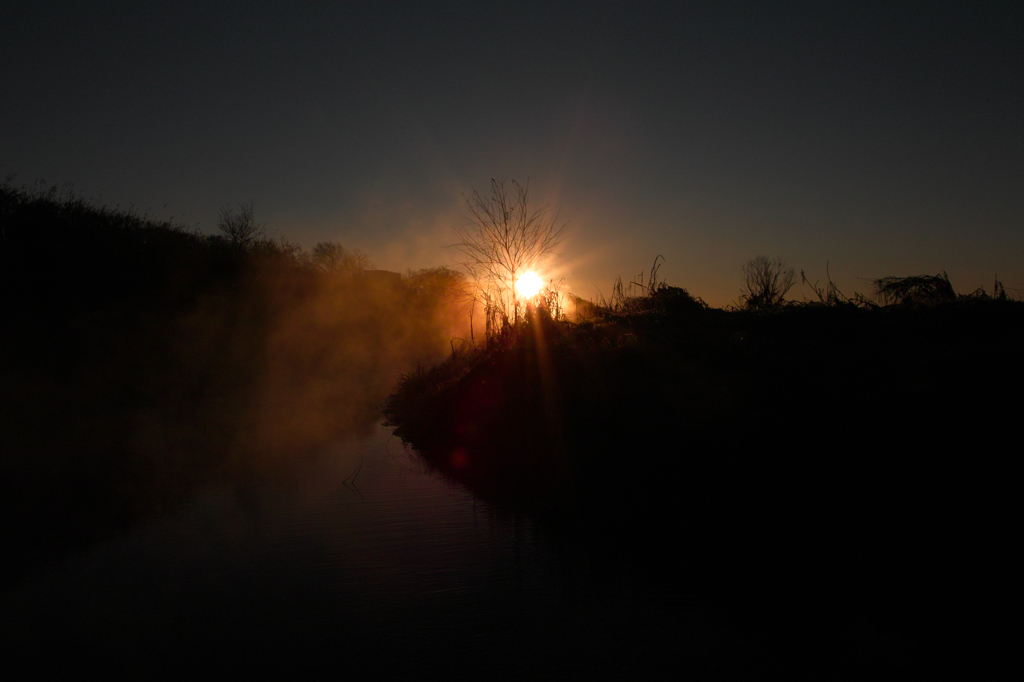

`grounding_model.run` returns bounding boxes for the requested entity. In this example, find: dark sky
[4,1,1022,305]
